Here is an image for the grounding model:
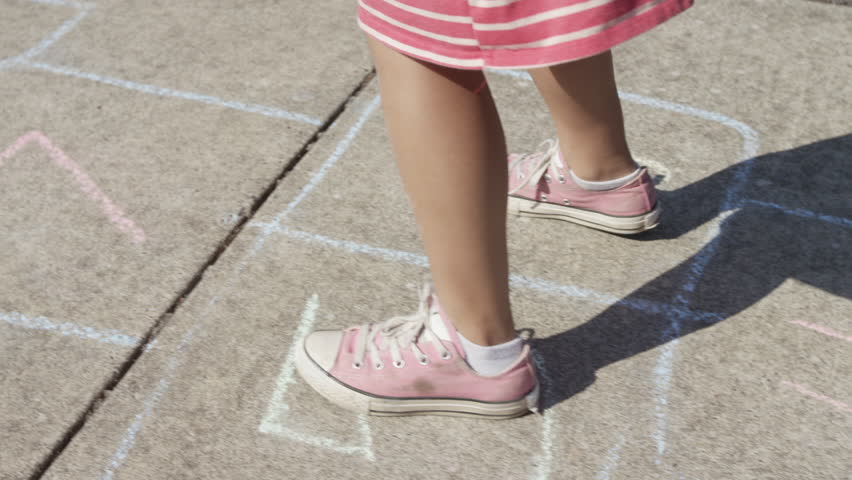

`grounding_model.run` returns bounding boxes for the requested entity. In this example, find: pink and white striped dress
[358,0,693,70]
